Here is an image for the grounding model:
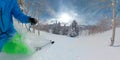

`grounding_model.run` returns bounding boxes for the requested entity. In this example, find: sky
[25,0,120,25]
